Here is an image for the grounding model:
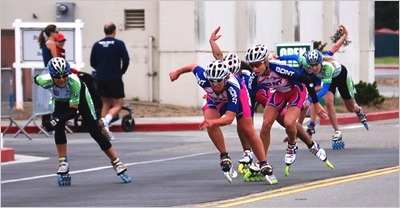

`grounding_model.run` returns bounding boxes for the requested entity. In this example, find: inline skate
[332,130,345,149]
[57,161,71,186]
